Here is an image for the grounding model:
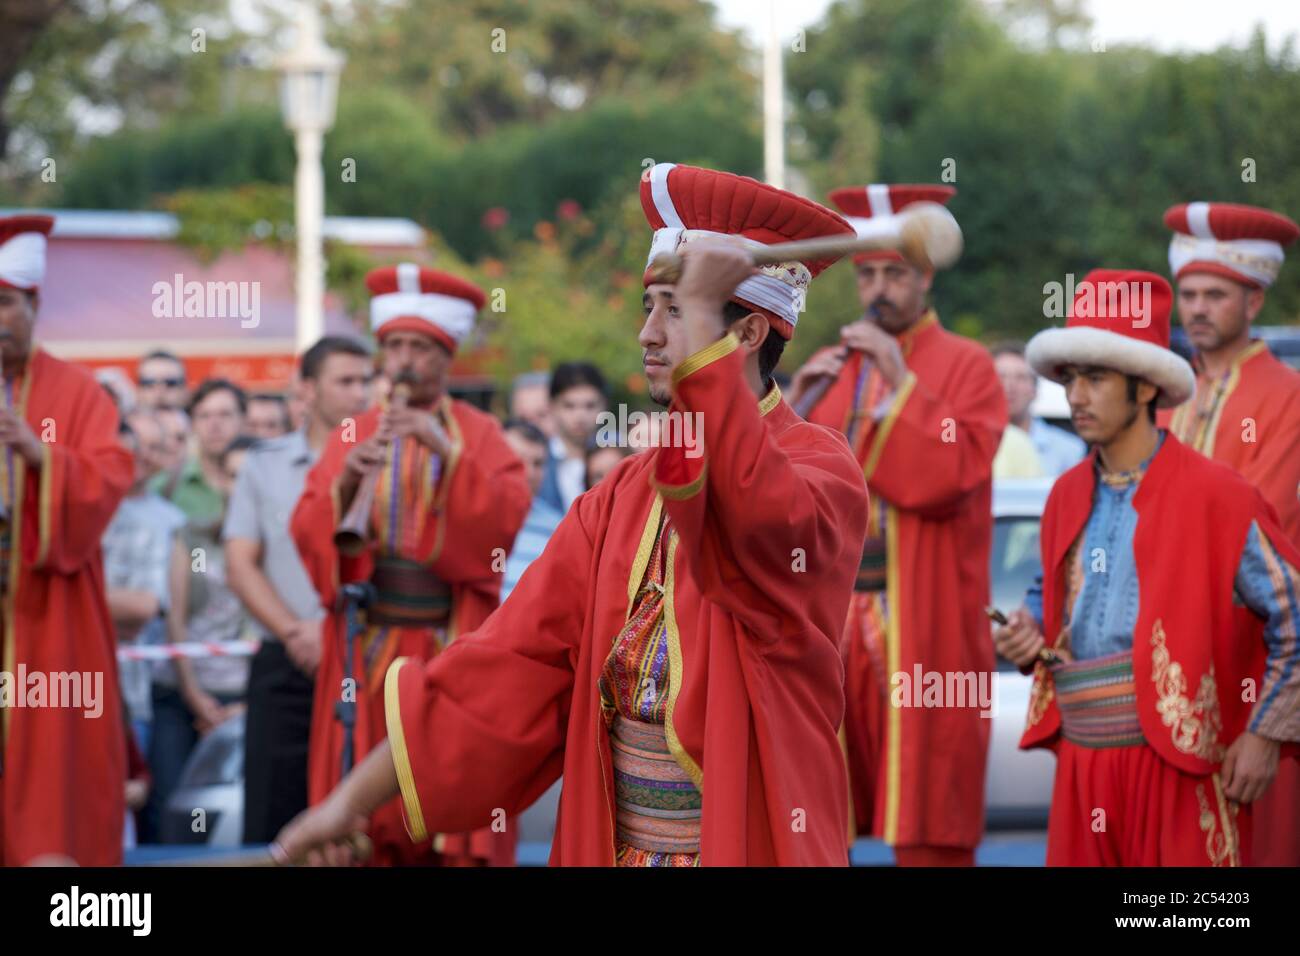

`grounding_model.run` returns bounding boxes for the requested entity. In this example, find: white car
[984,477,1057,828]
